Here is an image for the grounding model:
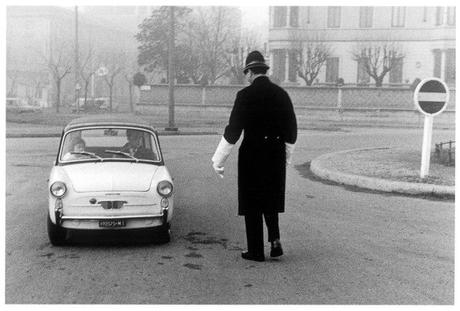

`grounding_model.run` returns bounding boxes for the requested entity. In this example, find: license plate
[99,219,126,228]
